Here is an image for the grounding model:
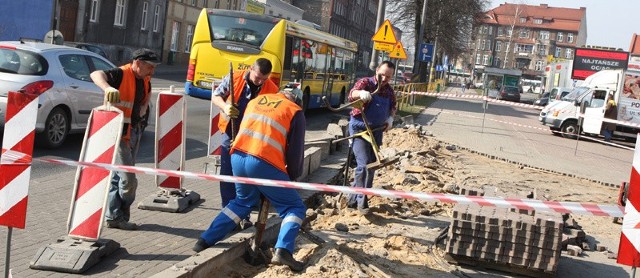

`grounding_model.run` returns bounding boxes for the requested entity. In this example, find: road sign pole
[369,0,386,70]
[4,227,11,278]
